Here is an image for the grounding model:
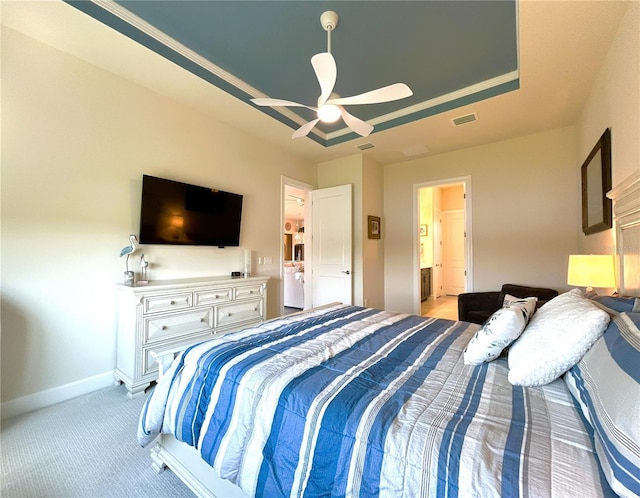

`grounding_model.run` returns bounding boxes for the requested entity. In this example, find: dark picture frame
[368,215,381,239]
[581,128,612,235]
